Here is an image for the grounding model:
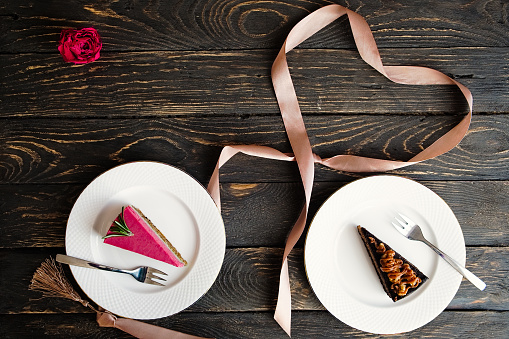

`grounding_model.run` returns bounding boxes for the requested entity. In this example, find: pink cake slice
[103,205,187,267]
